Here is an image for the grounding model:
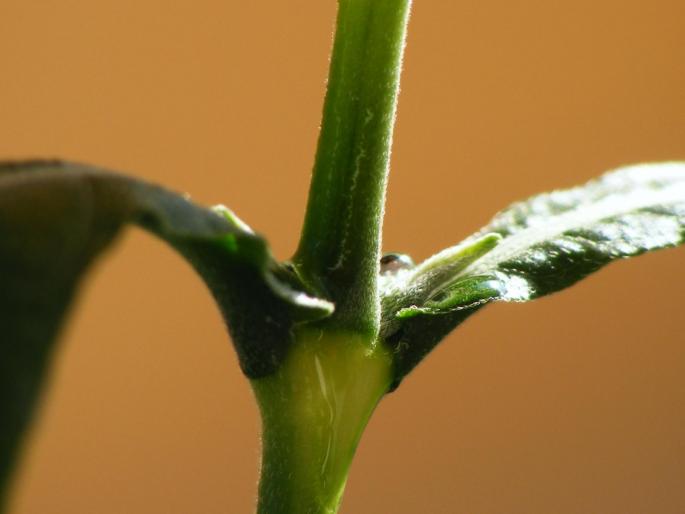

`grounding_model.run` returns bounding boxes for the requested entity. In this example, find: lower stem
[251,330,392,514]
